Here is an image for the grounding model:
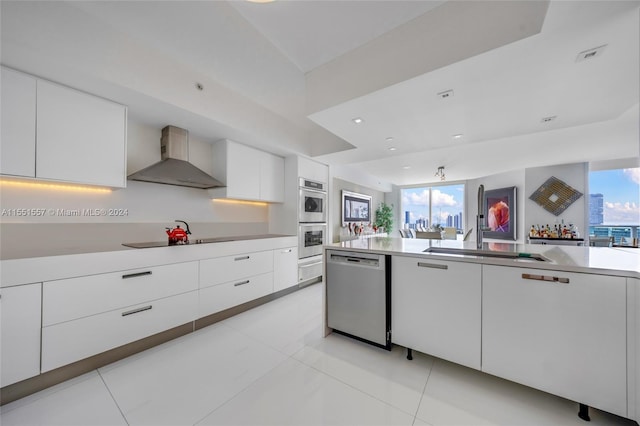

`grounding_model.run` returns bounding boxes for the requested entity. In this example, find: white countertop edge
[324,238,640,280]
[1,235,297,287]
